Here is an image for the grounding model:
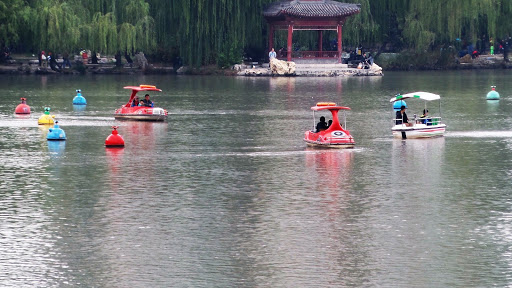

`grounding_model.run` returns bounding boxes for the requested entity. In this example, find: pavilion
[263,0,361,63]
